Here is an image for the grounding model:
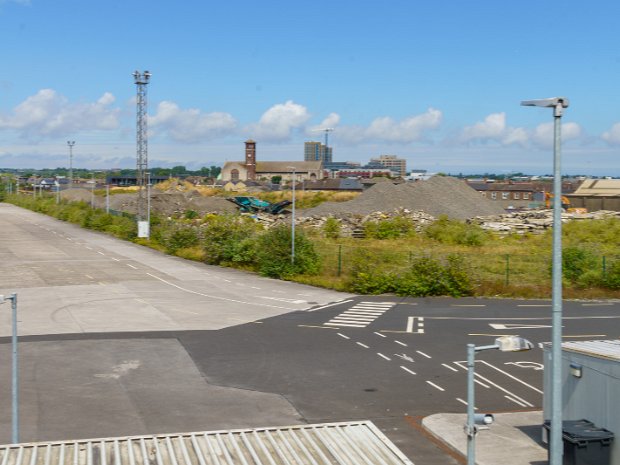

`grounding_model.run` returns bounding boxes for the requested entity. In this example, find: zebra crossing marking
[324,301,396,328]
